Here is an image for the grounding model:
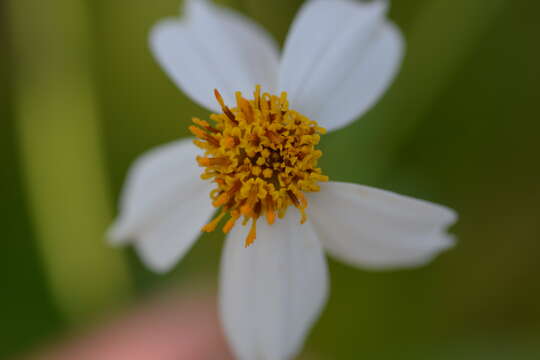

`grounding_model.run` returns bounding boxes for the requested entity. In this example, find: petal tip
[149,18,181,50]
[106,220,131,246]
[134,242,177,274]
[440,206,459,229]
